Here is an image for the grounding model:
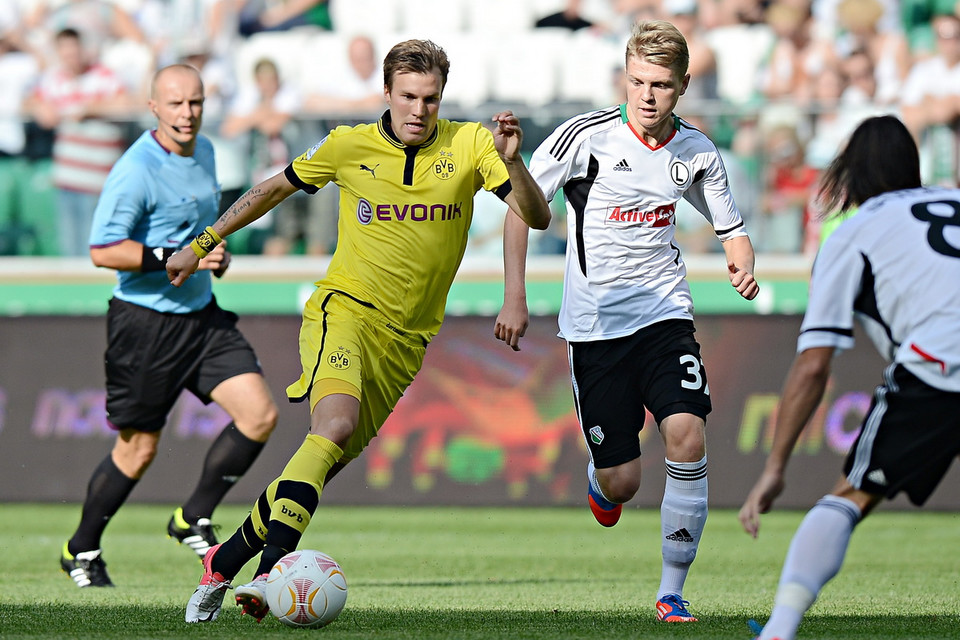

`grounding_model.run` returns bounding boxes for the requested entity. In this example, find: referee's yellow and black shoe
[60,542,114,588]
[167,507,220,561]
